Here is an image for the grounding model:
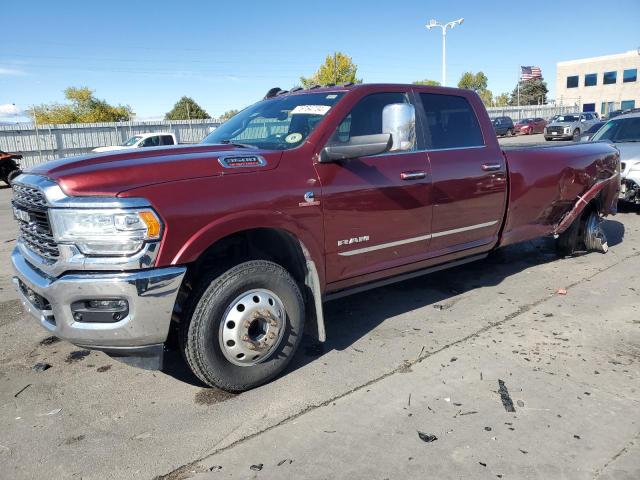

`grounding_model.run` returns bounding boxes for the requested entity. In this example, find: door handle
[400,171,426,180]
[481,163,502,172]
